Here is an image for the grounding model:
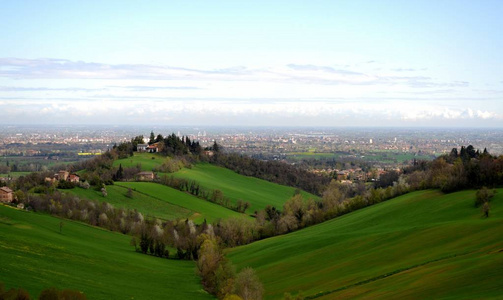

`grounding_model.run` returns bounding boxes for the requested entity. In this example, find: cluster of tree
[131,218,209,260]
[402,146,503,193]
[197,234,264,300]
[17,190,145,234]
[210,152,330,195]
[149,132,203,156]
[475,187,496,218]
[0,283,86,300]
